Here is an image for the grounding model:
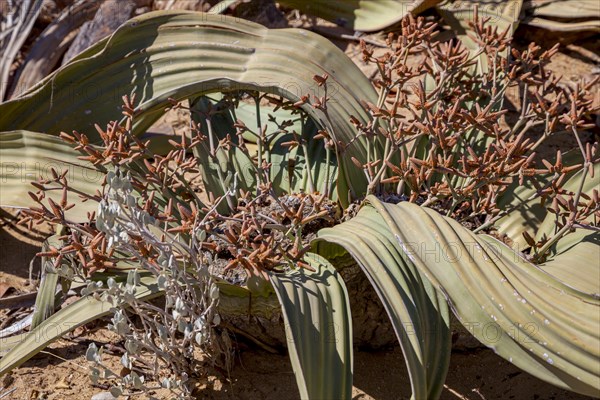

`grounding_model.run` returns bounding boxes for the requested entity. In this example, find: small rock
[54,378,70,389]
[91,392,118,400]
